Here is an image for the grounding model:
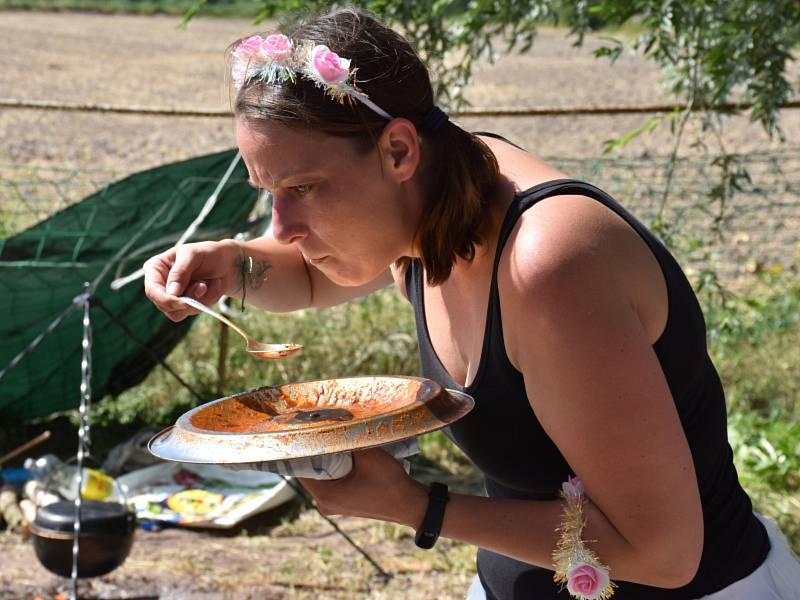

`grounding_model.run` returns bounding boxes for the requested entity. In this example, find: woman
[143,8,800,599]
